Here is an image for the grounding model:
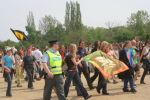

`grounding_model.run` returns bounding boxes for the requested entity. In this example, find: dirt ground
[0,71,150,100]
